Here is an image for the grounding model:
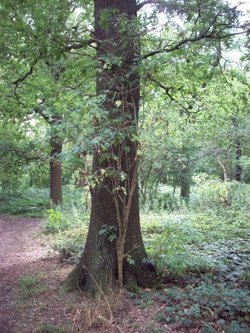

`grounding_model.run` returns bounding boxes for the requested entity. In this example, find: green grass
[18,273,47,298]
[34,324,67,333]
